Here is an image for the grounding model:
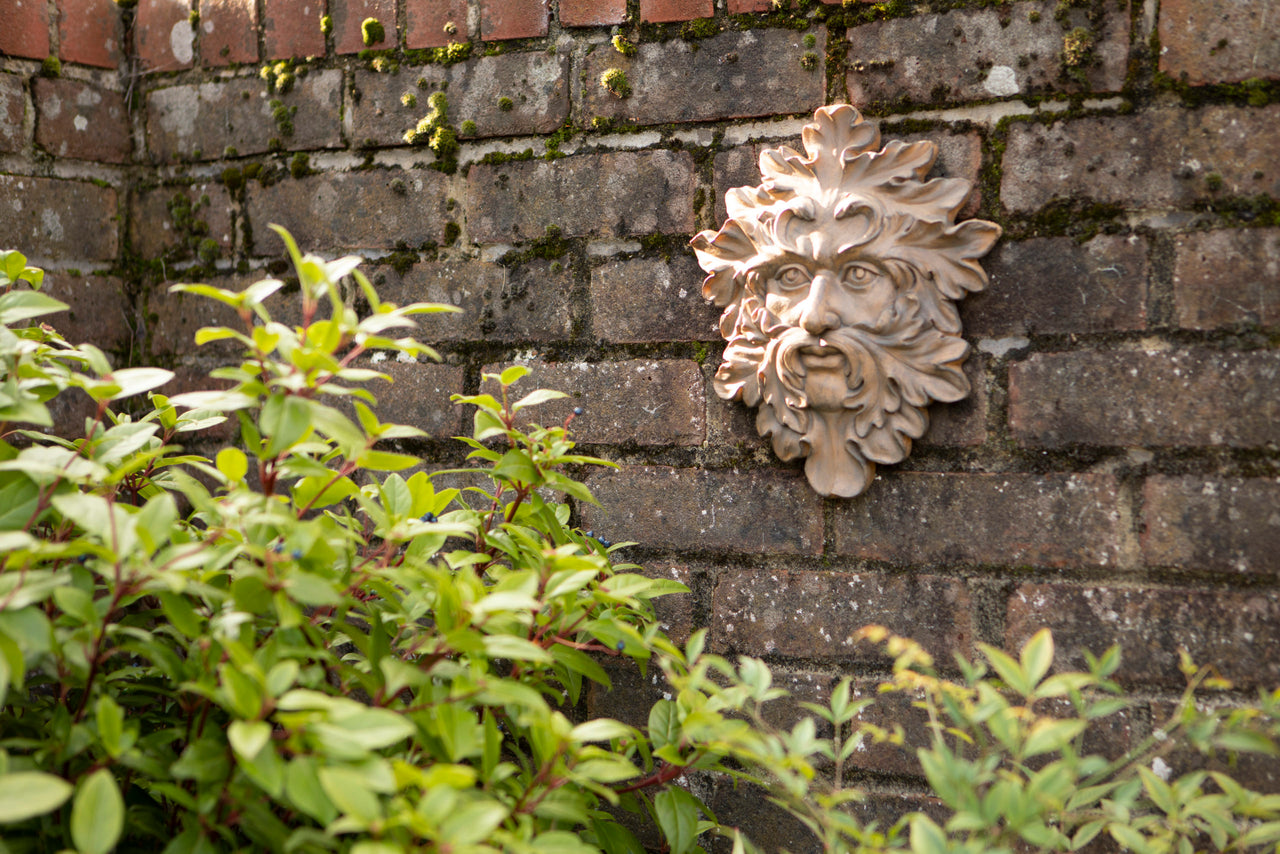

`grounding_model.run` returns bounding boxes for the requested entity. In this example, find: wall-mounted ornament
[691,105,1001,498]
